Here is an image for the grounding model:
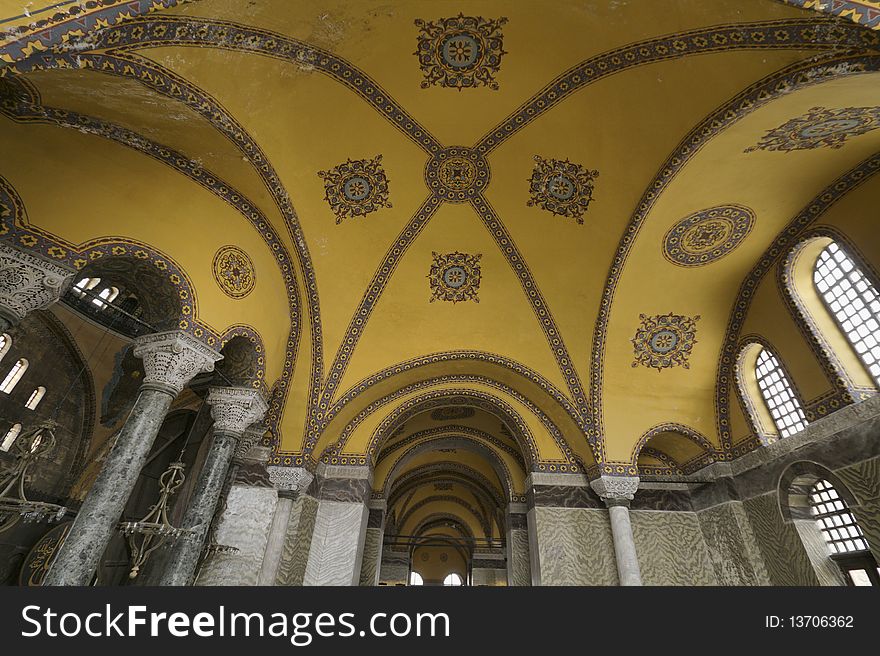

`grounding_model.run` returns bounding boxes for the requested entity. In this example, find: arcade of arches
[1,0,880,587]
